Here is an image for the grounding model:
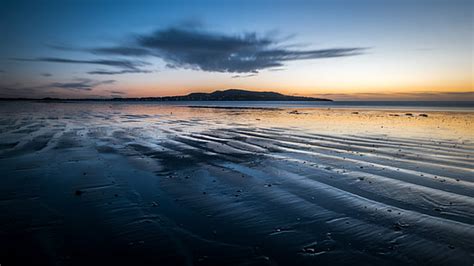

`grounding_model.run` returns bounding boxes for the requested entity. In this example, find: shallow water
[0,102,473,265]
